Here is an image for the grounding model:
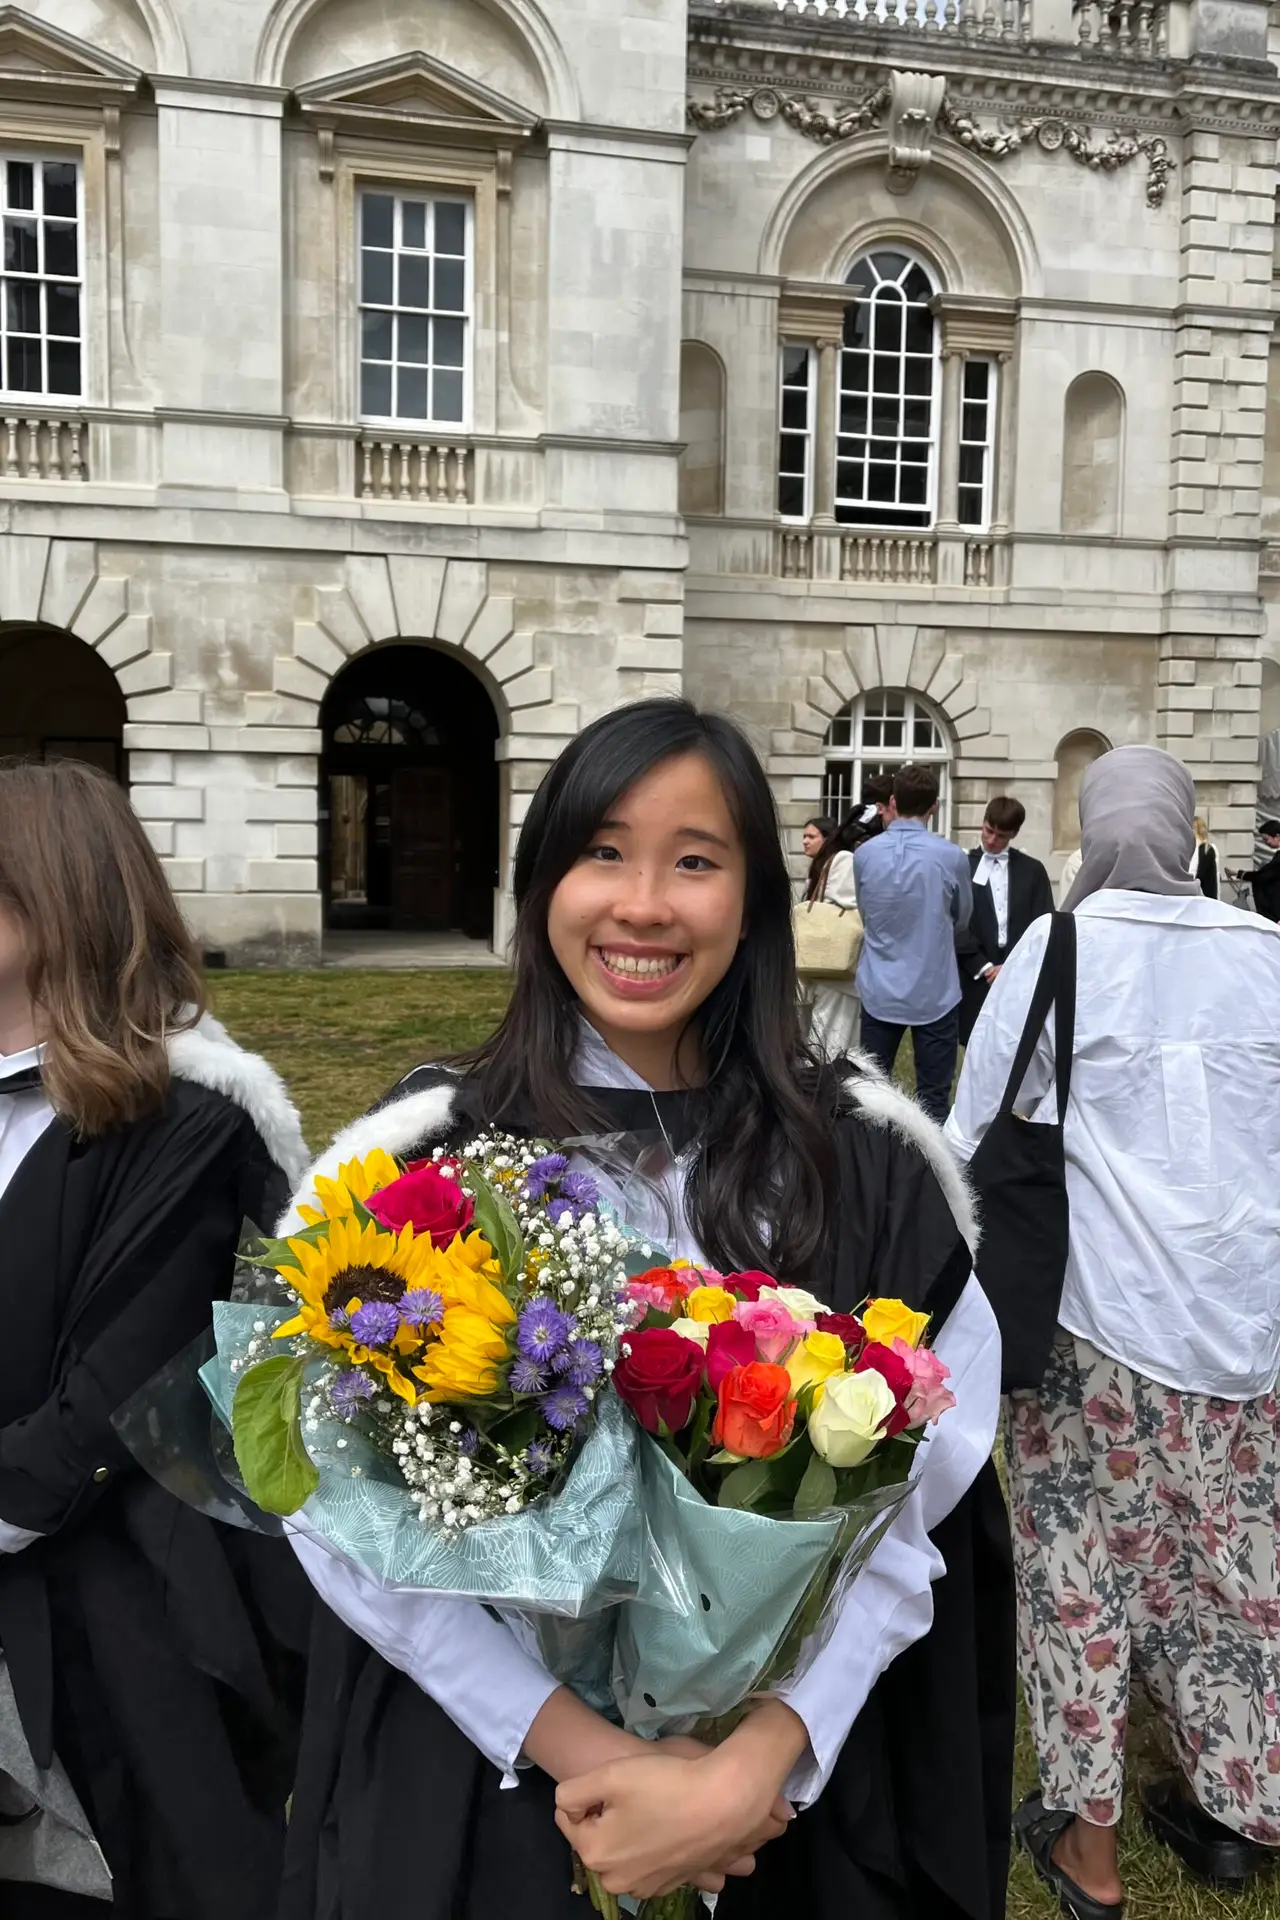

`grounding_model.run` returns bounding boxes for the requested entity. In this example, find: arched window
[837,251,938,530]
[1053,729,1110,850]
[823,688,953,830]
